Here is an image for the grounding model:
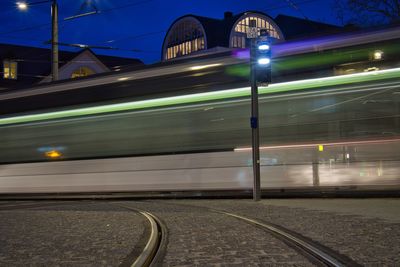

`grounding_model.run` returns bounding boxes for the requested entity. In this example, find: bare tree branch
[333,0,400,26]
